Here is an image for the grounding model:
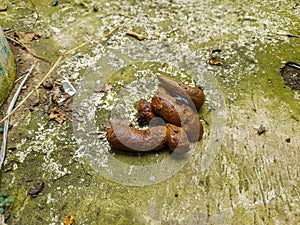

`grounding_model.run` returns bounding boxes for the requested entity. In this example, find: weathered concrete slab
[0,0,299,224]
